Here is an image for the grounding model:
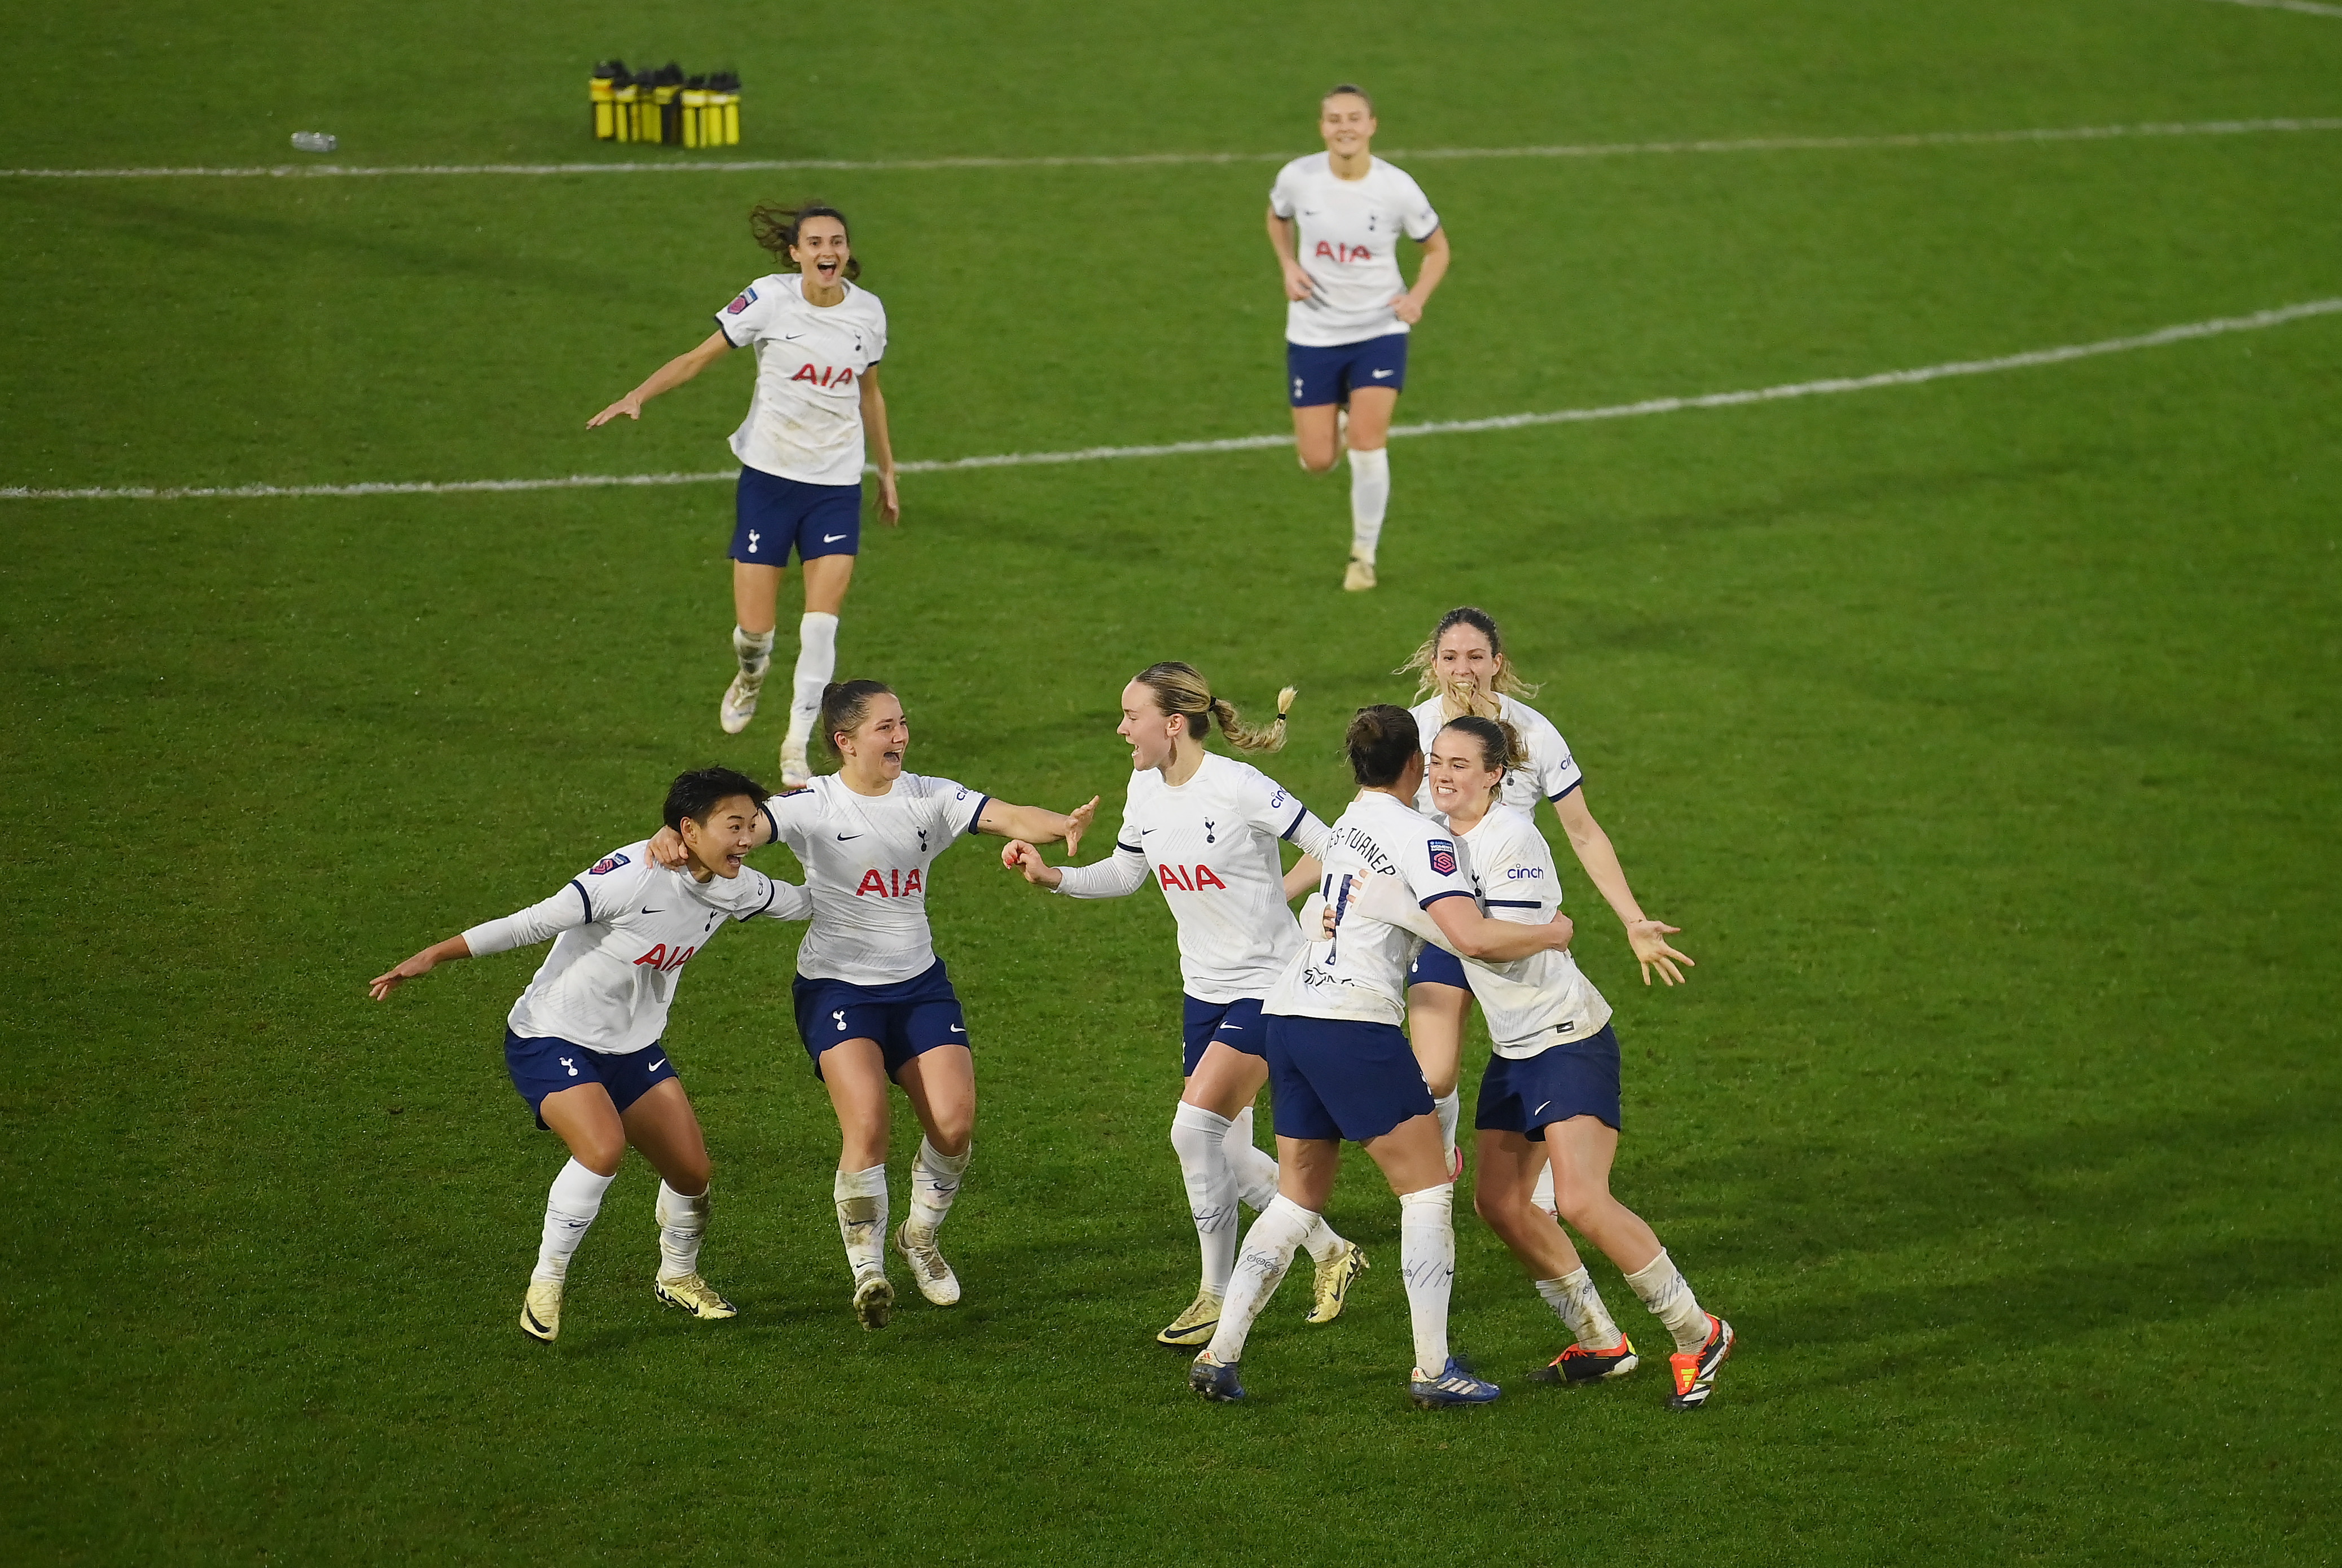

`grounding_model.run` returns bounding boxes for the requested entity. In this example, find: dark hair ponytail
[1344,705,1419,788]
[750,201,861,280]
[819,679,894,758]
